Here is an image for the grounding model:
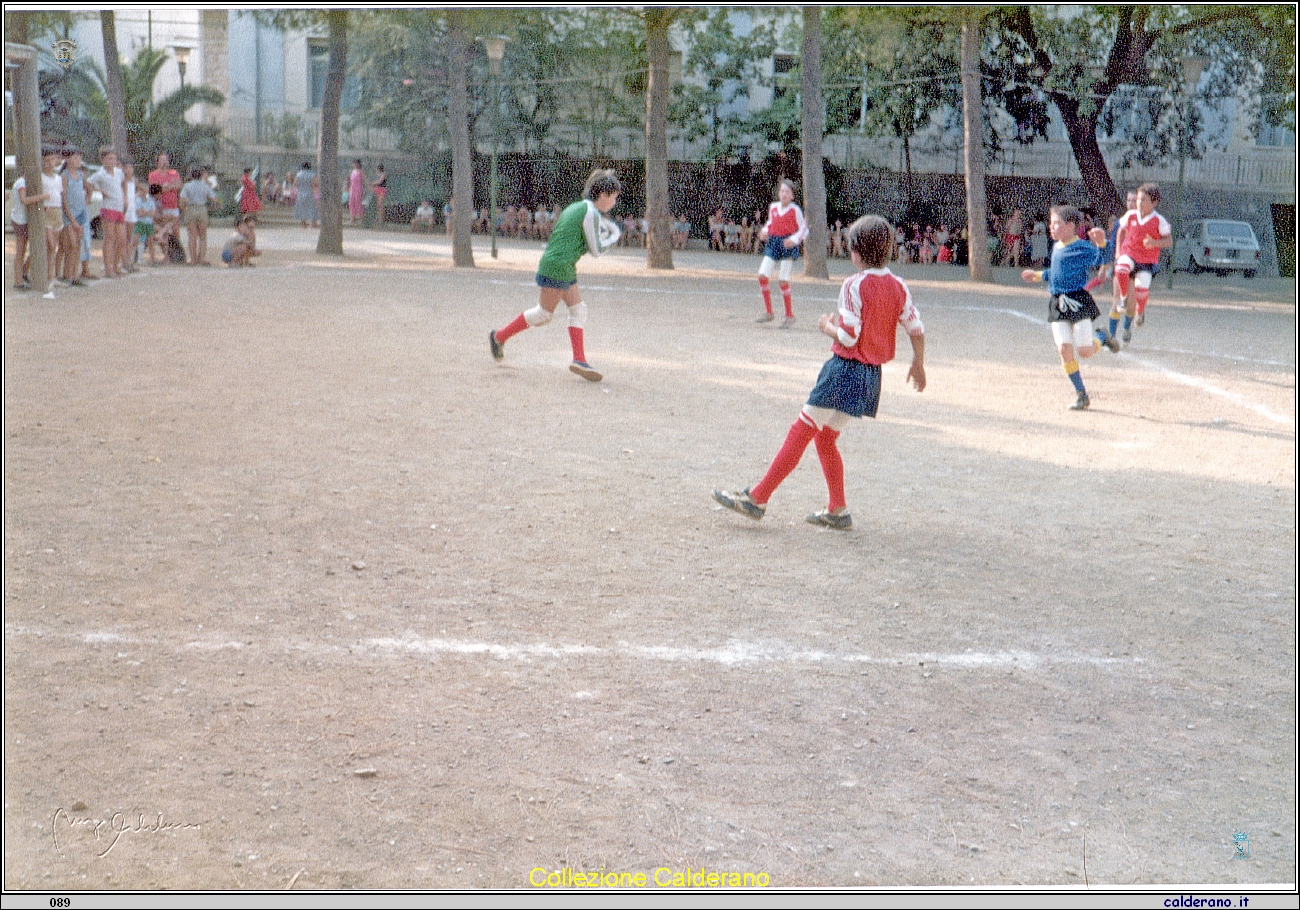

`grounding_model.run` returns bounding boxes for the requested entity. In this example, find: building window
[309,41,328,109]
